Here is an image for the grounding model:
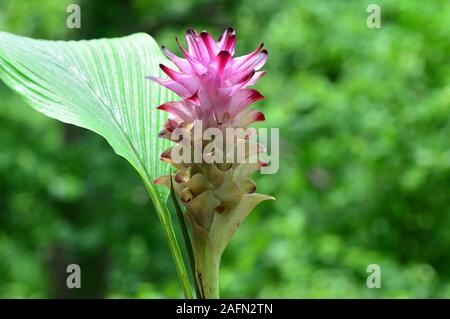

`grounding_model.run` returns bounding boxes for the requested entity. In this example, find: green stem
[144,182,193,299]
[169,173,202,298]
[189,227,221,299]
[194,244,221,299]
